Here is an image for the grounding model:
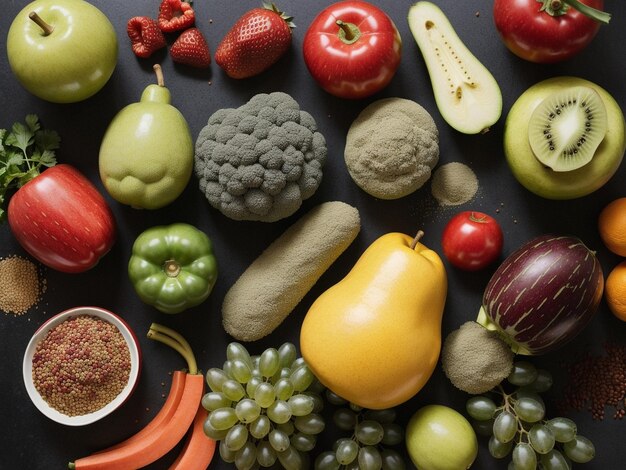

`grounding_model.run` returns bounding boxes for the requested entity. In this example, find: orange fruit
[605,261,626,321]
[598,197,626,257]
